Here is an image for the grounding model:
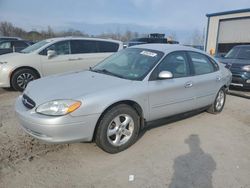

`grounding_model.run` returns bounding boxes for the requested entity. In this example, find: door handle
[68,58,83,61]
[185,81,193,88]
[216,76,221,81]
